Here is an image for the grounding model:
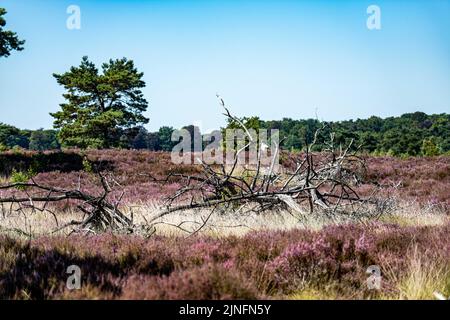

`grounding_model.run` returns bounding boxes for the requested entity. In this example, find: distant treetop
[0,8,25,58]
